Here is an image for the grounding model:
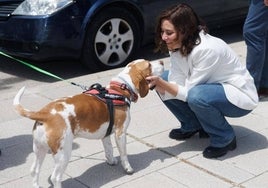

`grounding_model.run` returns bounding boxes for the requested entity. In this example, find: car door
[222,0,249,25]
[189,0,225,27]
